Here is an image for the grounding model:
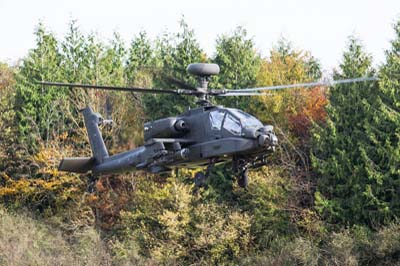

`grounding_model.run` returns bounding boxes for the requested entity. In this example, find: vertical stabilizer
[82,107,109,163]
